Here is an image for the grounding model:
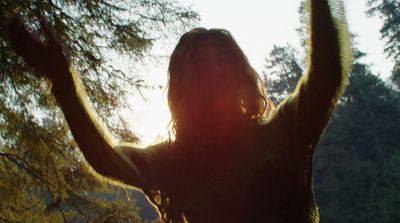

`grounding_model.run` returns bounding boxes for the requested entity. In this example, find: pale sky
[178,0,392,79]
[126,0,394,147]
